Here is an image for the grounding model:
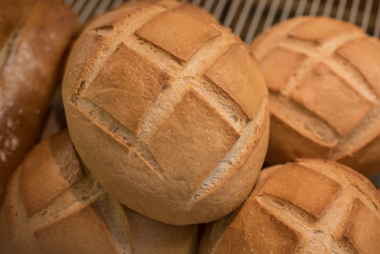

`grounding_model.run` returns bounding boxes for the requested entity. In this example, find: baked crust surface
[251,17,380,176]
[62,1,269,225]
